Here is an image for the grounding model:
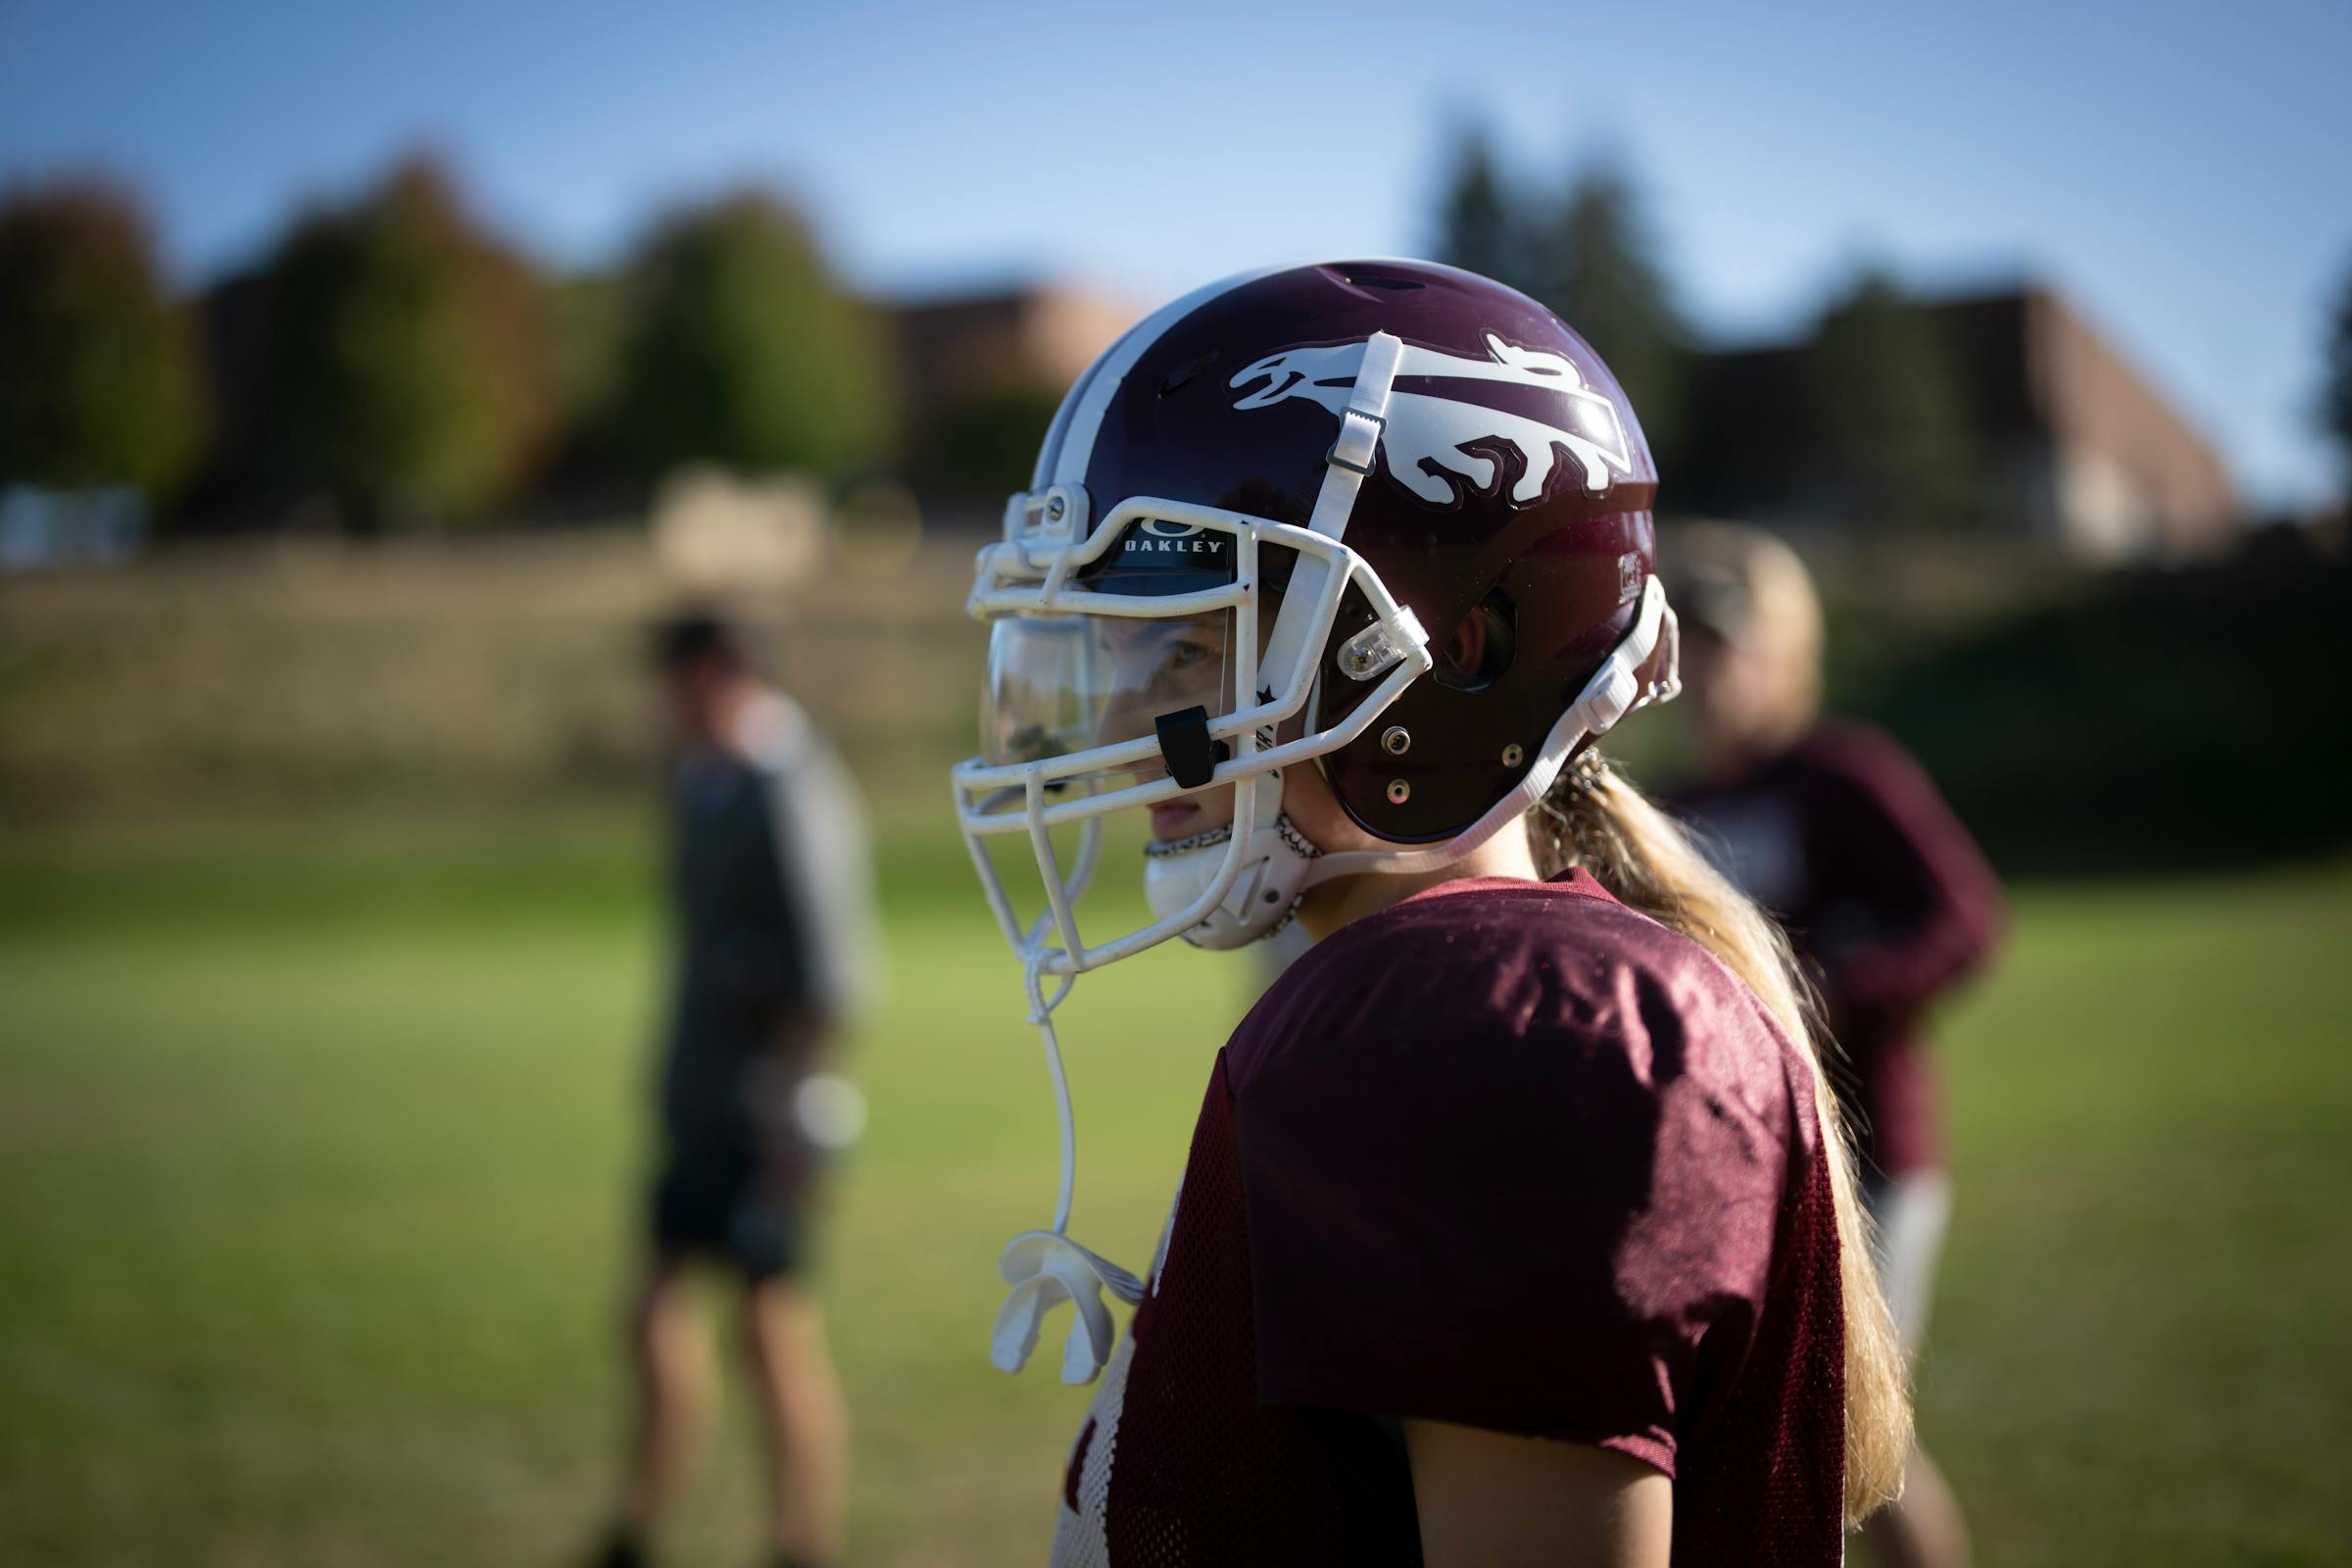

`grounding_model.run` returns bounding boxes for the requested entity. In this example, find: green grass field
[3,815,2348,1567]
